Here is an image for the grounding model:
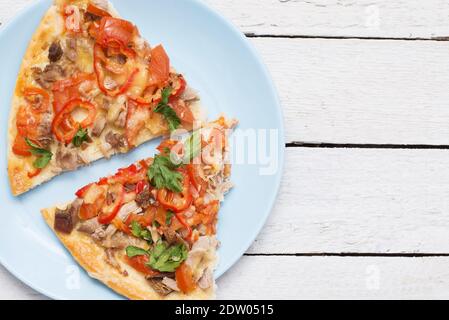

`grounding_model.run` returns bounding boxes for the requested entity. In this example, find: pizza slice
[8,0,204,195]
[42,117,237,300]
